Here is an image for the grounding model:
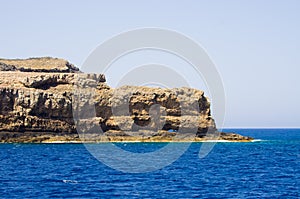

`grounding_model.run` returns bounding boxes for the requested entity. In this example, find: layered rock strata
[0,57,253,142]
